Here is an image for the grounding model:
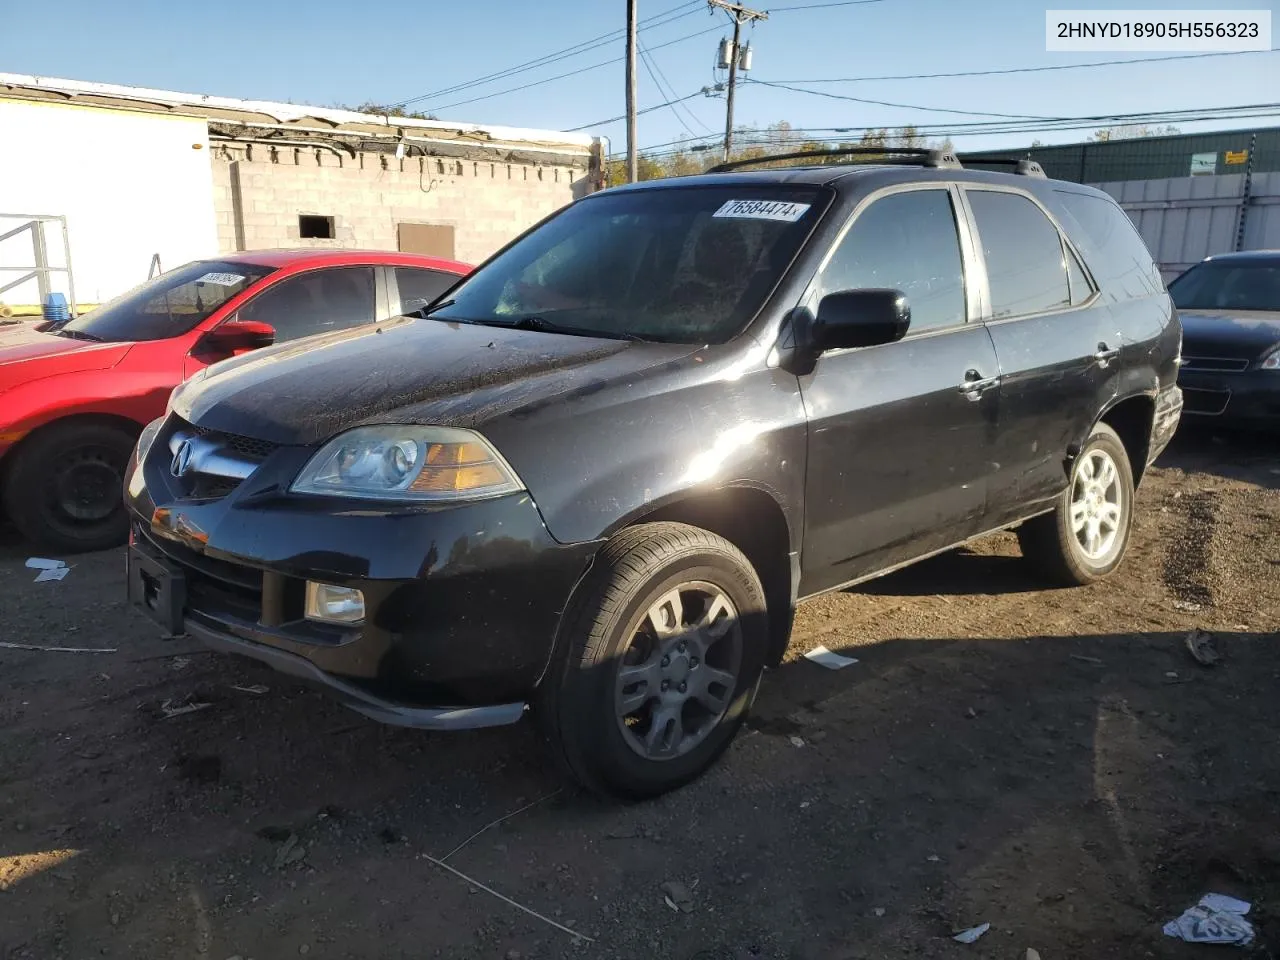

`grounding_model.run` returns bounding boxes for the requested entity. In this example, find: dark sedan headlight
[1260,344,1280,371]
[290,425,524,501]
